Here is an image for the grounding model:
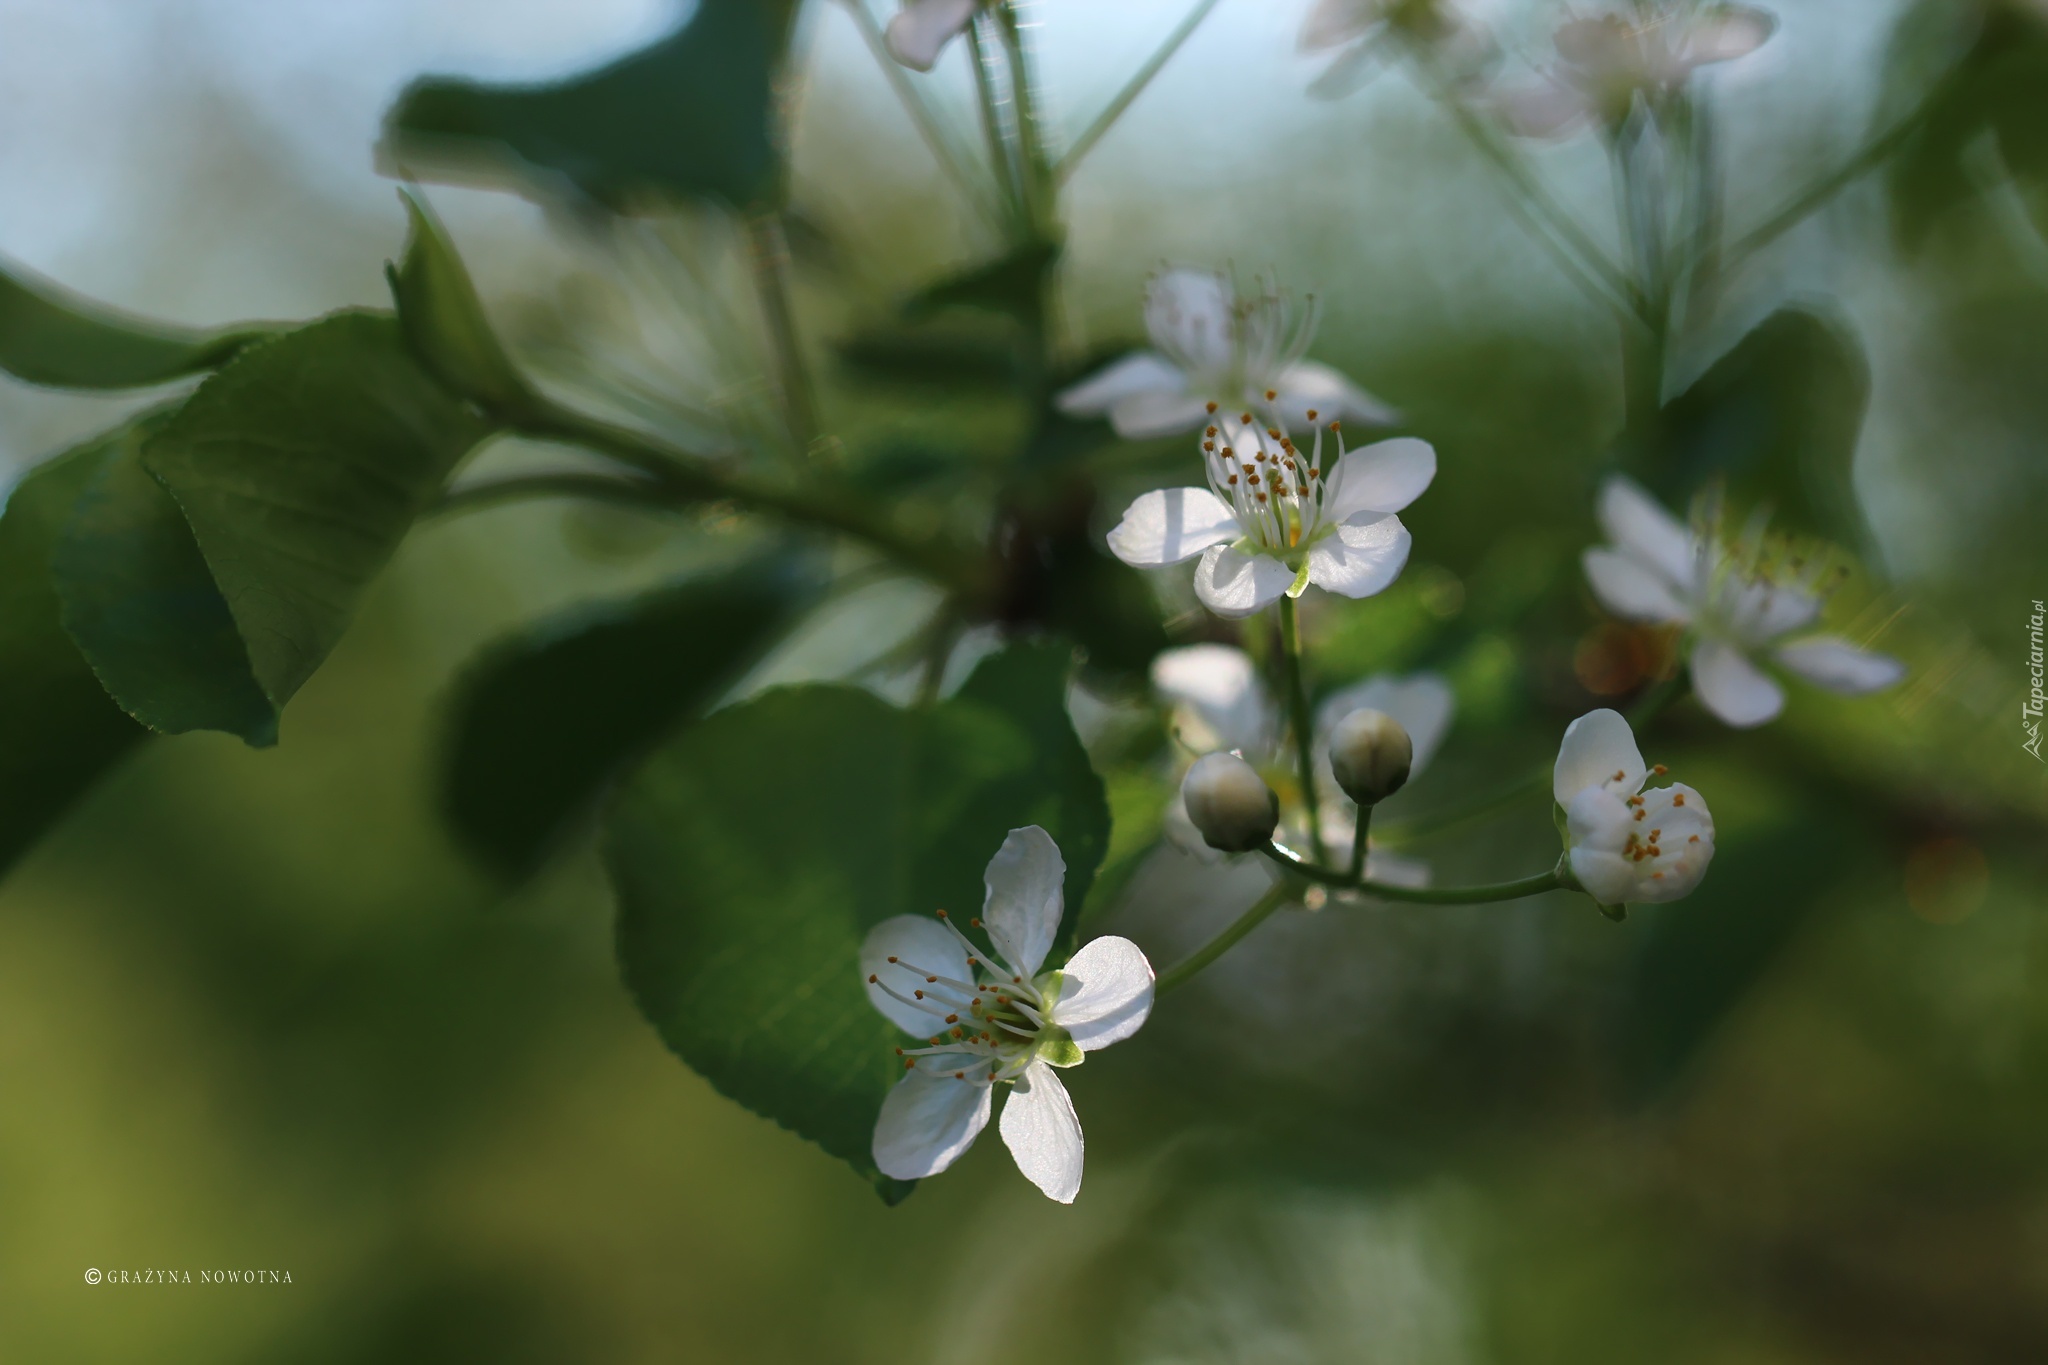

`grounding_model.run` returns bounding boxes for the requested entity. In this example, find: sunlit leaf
[0,253,268,390]
[441,549,820,881]
[605,643,1110,1197]
[379,0,801,212]
[386,188,540,420]
[143,311,495,711]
